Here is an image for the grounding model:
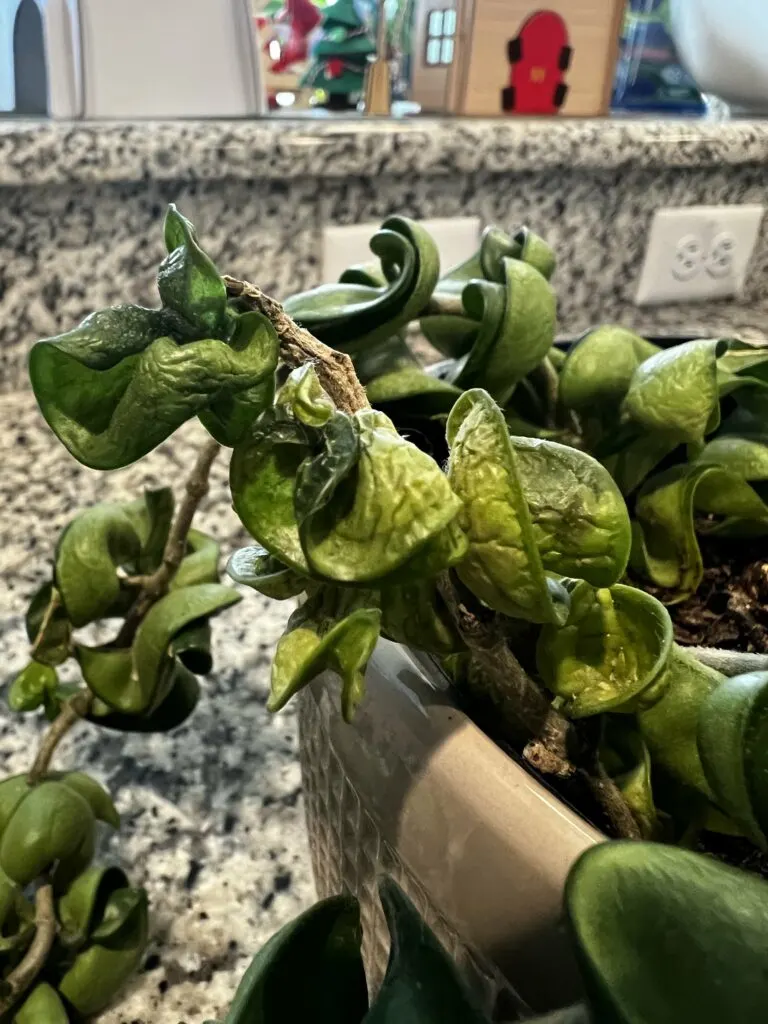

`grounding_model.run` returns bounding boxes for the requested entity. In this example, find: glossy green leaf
[198,312,278,446]
[566,841,768,1024]
[222,894,367,1024]
[0,782,95,887]
[0,777,34,838]
[302,410,461,583]
[537,582,672,718]
[54,502,141,627]
[30,307,278,470]
[227,546,308,600]
[284,217,439,355]
[375,517,468,587]
[78,584,239,714]
[276,364,335,428]
[637,646,723,799]
[294,413,359,527]
[339,261,388,288]
[231,412,312,573]
[57,865,130,947]
[601,430,679,497]
[512,436,631,587]
[0,865,34,955]
[271,602,381,720]
[379,580,463,656]
[621,339,728,444]
[600,717,658,839]
[716,339,768,379]
[697,433,768,480]
[157,204,227,334]
[447,390,569,624]
[54,772,120,829]
[171,528,221,590]
[25,584,71,666]
[698,670,768,848]
[559,327,659,418]
[90,887,145,942]
[455,259,556,405]
[87,662,200,733]
[632,464,724,602]
[13,983,69,1023]
[170,620,213,675]
[507,226,556,280]
[8,661,58,712]
[366,367,462,416]
[364,879,488,1024]
[129,487,174,574]
[58,888,149,1017]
